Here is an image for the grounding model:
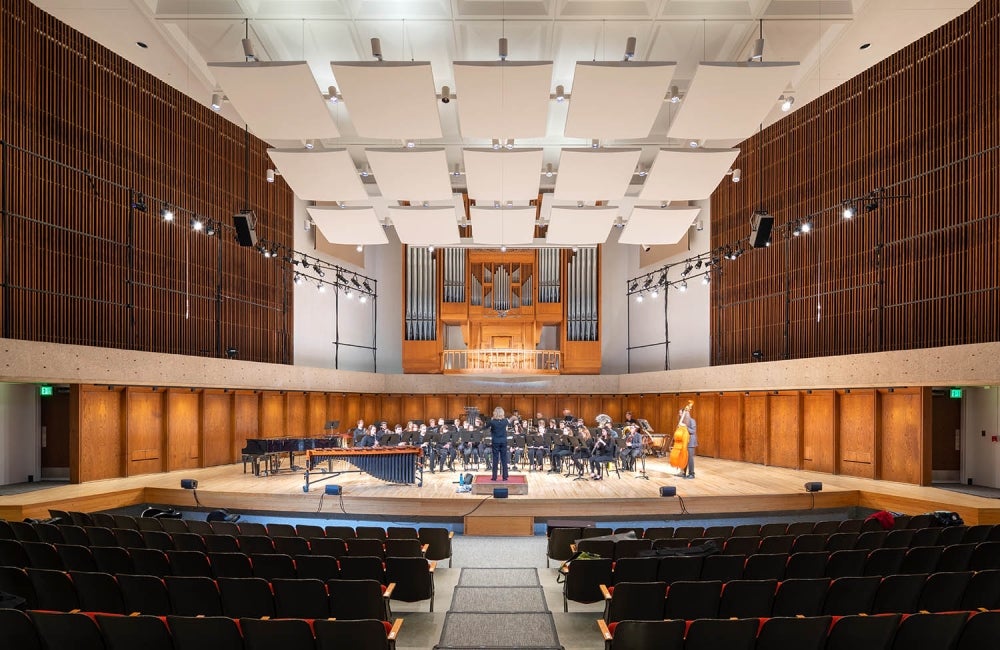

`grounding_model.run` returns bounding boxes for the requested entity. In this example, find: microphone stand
[634,450,649,480]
